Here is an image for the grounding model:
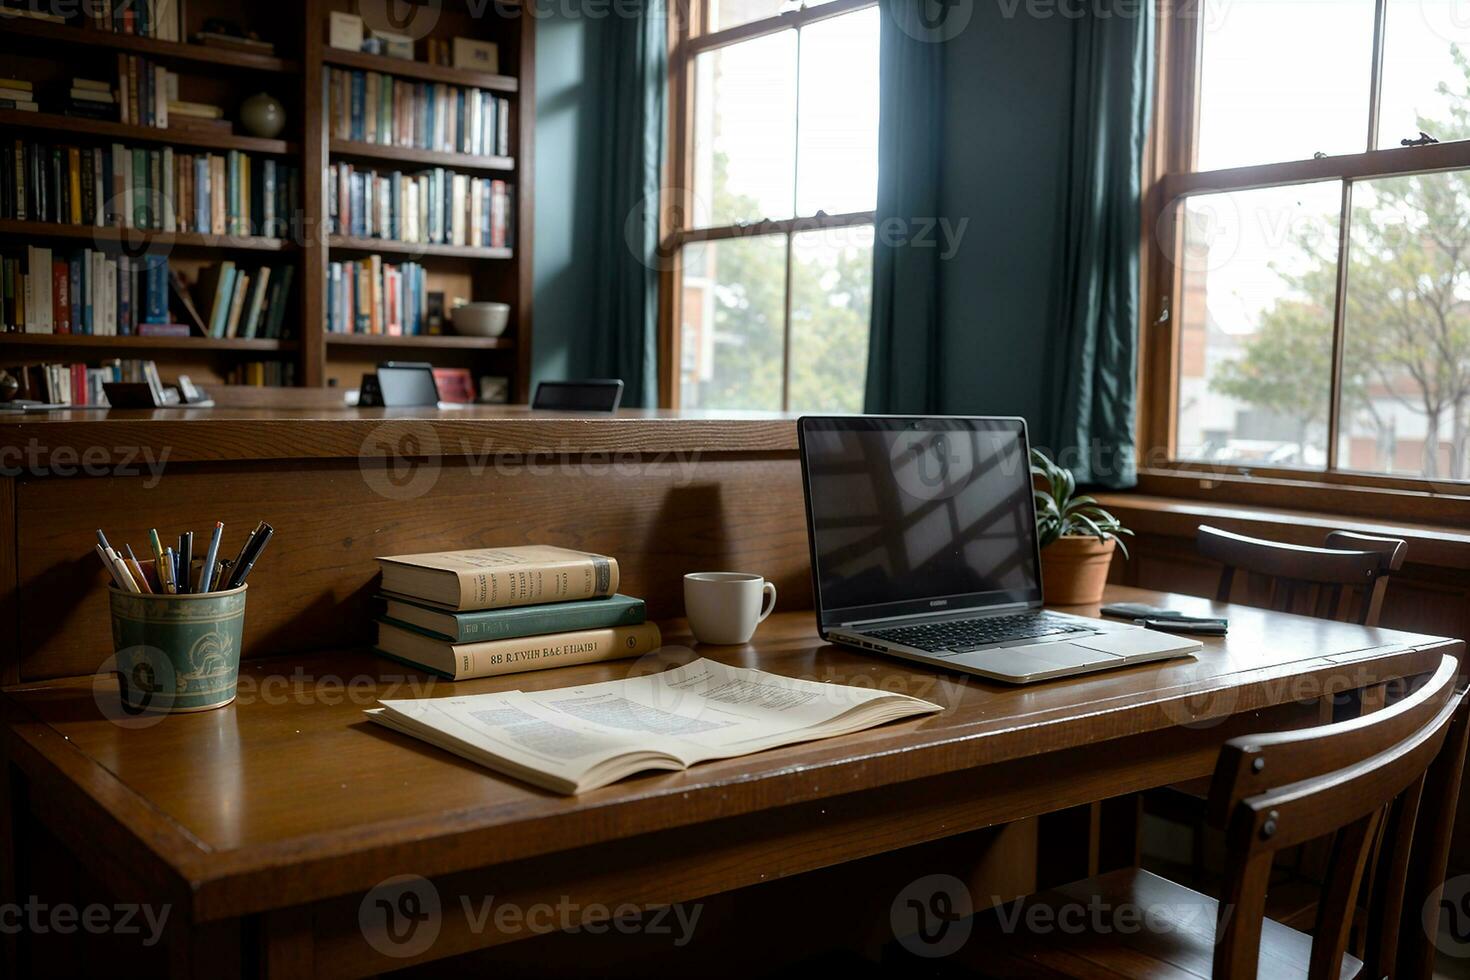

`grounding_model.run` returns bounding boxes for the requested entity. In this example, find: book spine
[446,623,661,680]
[455,599,644,642]
[455,556,620,610]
